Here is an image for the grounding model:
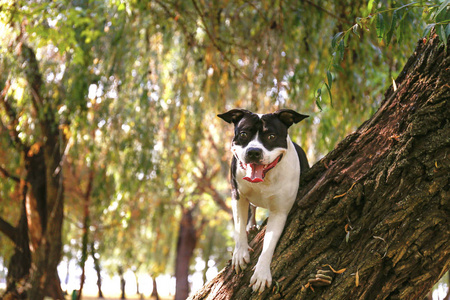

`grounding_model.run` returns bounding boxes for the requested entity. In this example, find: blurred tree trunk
[22,43,65,300]
[175,207,199,300]
[77,167,94,300]
[150,277,160,300]
[189,34,449,300]
[118,266,126,299]
[91,242,104,298]
[1,185,31,299]
[0,43,65,300]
